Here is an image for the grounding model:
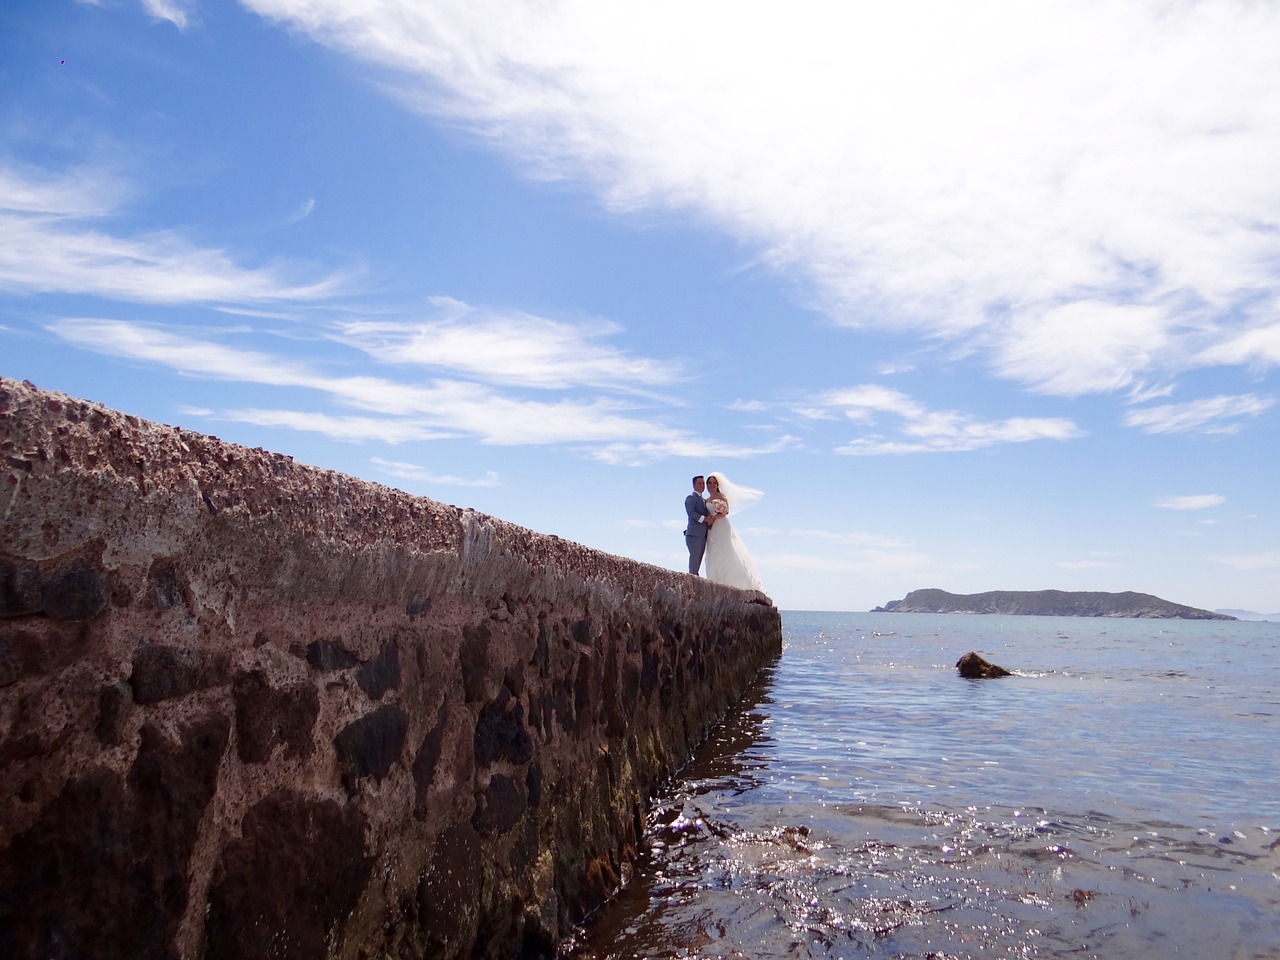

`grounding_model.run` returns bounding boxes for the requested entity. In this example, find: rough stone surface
[0,376,782,960]
[205,790,371,960]
[956,651,1014,679]
[232,670,319,763]
[0,711,229,960]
